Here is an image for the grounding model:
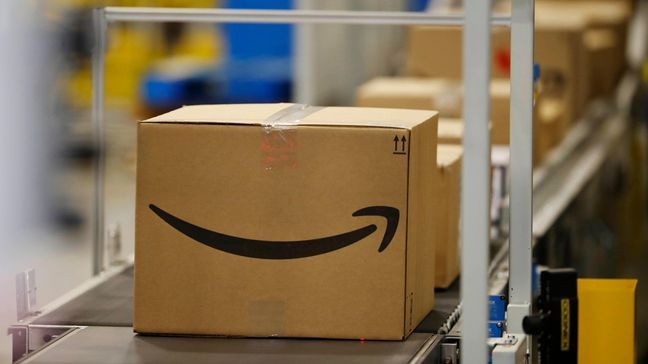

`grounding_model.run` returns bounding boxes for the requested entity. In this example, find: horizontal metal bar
[104,7,511,27]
